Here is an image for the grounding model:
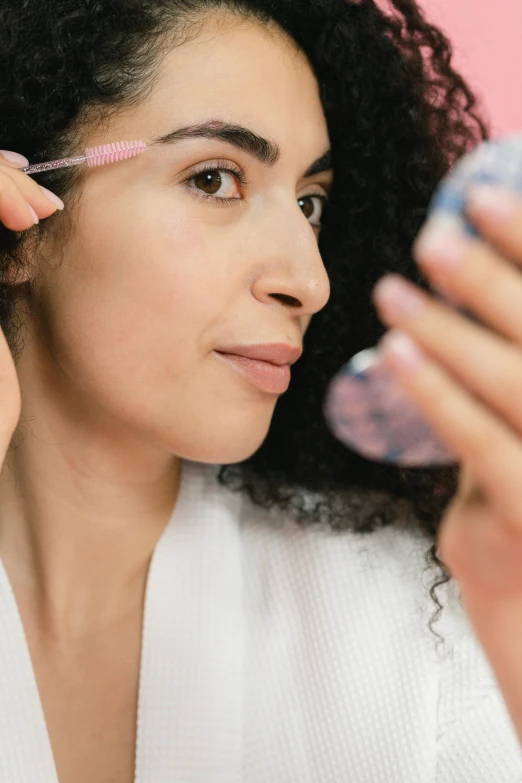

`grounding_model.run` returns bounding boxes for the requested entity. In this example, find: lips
[214,343,302,366]
[213,343,301,394]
